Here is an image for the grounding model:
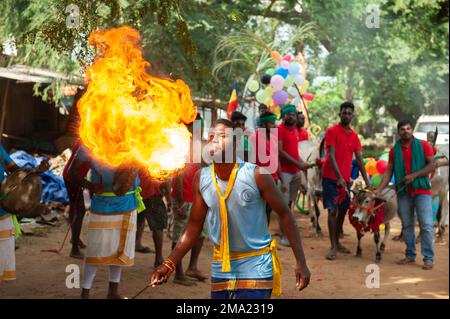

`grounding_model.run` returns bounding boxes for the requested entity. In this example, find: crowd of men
[1,99,448,299]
